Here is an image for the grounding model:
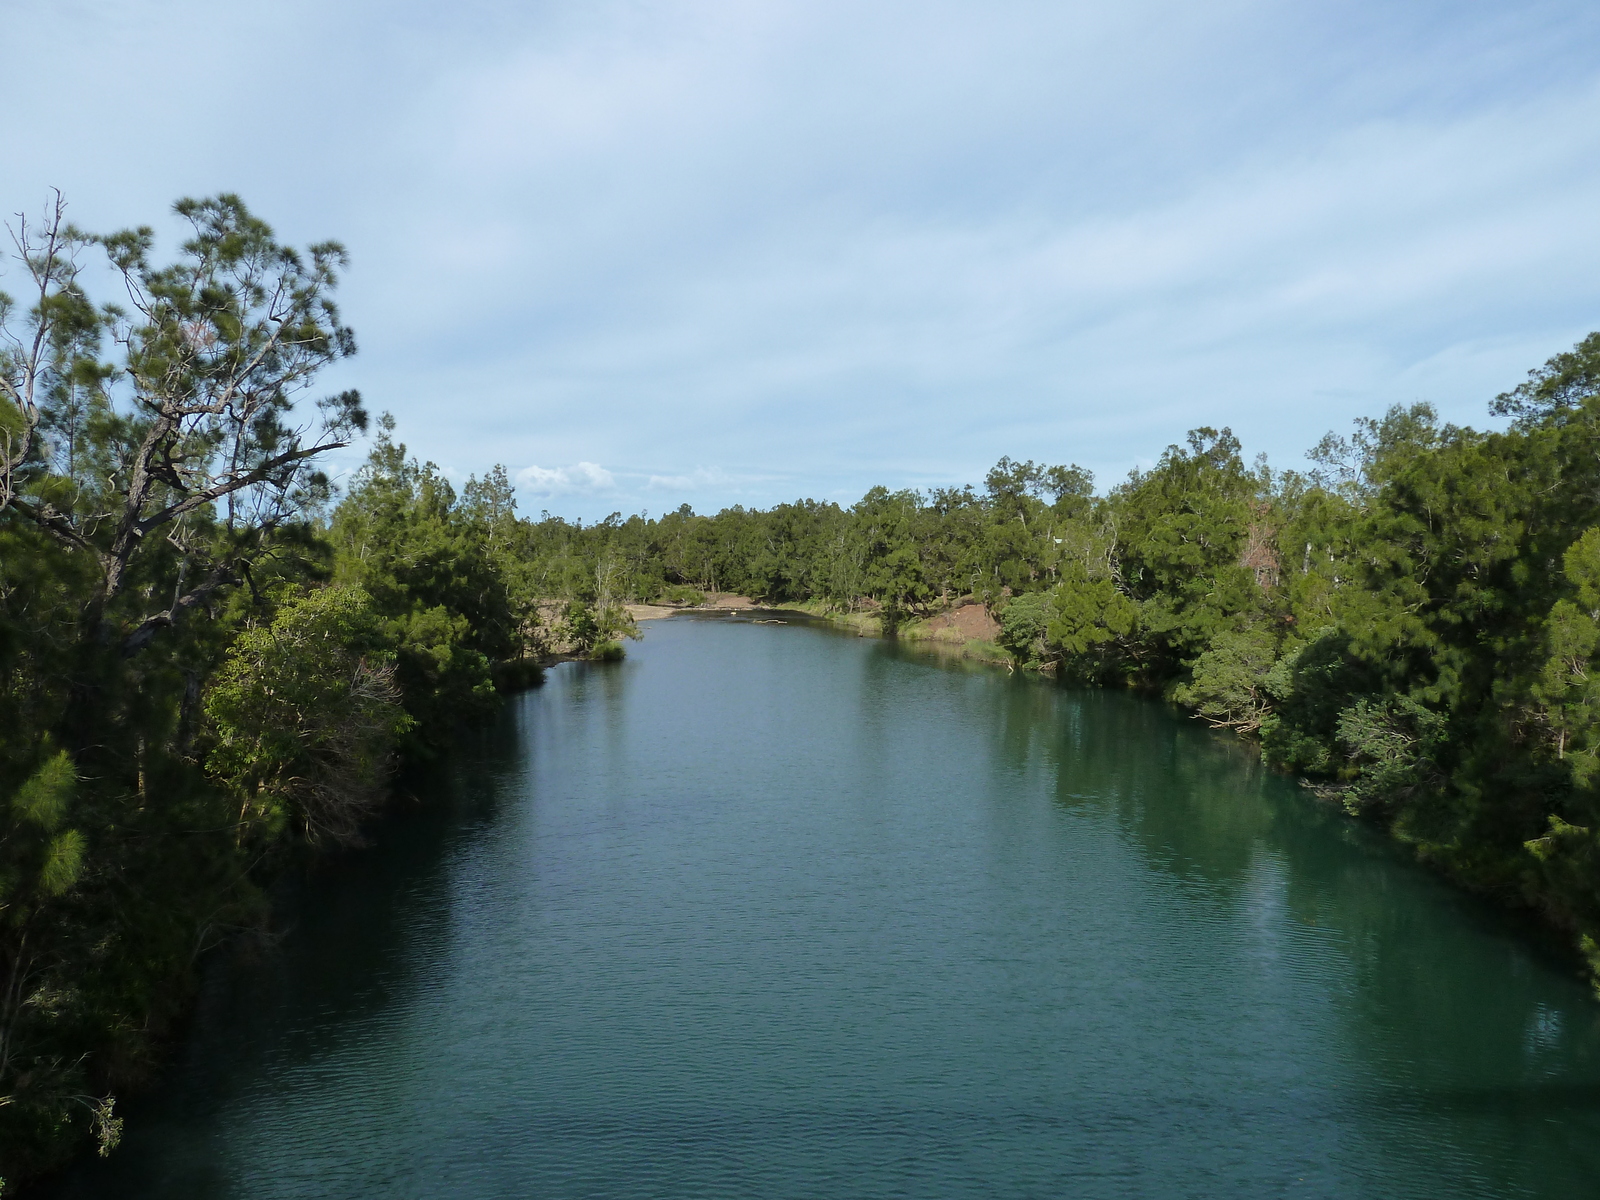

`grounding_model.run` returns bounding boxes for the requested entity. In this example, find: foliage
[1043,562,1142,678]
[204,587,410,845]
[1,192,364,655]
[330,417,534,747]
[13,193,1600,1176]
[0,195,528,1181]
[1171,626,1278,733]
